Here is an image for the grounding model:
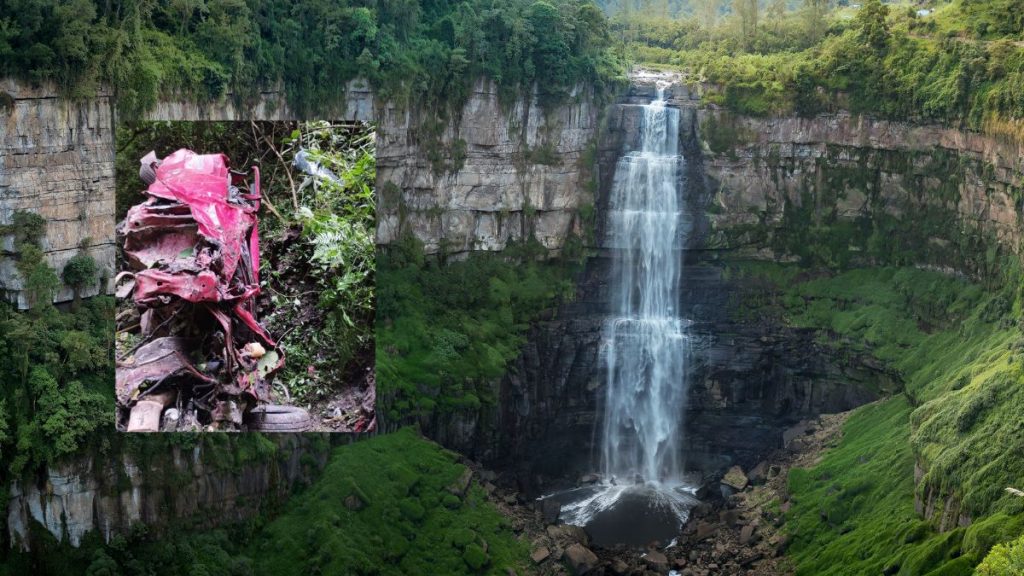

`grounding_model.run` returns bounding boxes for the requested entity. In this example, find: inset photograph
[114,121,375,433]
